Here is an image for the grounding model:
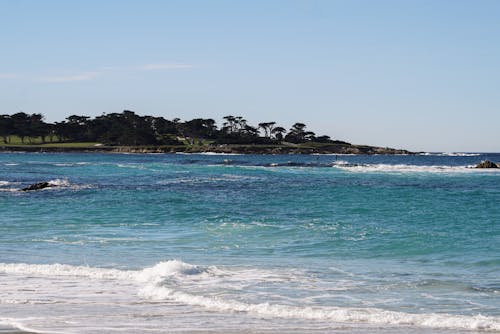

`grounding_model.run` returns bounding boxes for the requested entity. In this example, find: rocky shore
[475,160,499,168]
[1,143,413,155]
